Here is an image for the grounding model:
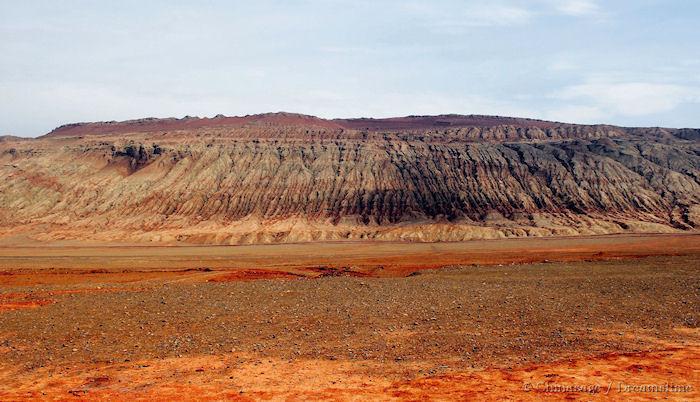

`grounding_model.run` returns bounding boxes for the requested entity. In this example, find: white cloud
[547,58,579,72]
[454,5,533,27]
[403,2,533,32]
[0,81,244,135]
[545,82,700,124]
[294,91,537,121]
[551,0,600,16]
[544,105,606,124]
[402,0,604,34]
